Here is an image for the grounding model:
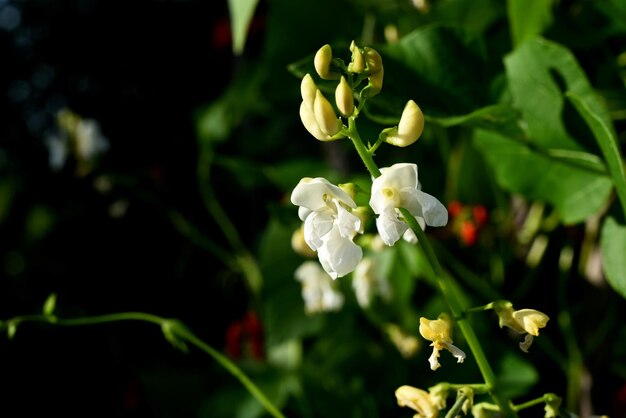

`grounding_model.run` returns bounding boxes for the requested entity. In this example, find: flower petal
[378,163,419,191]
[291,177,356,211]
[375,208,408,246]
[303,211,333,250]
[317,226,362,278]
[414,189,448,226]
